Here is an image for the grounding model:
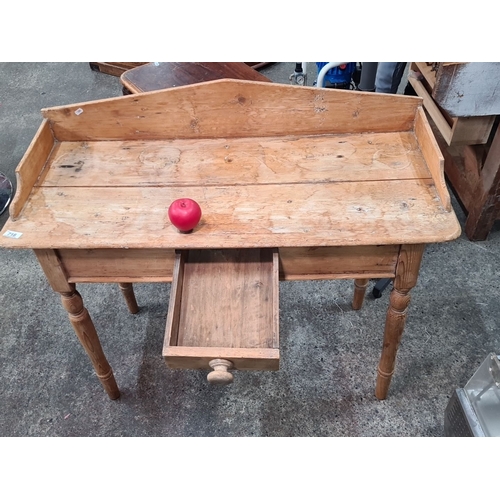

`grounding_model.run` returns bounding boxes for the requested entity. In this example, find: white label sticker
[75,108,83,115]
[3,230,23,239]
[154,62,159,66]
